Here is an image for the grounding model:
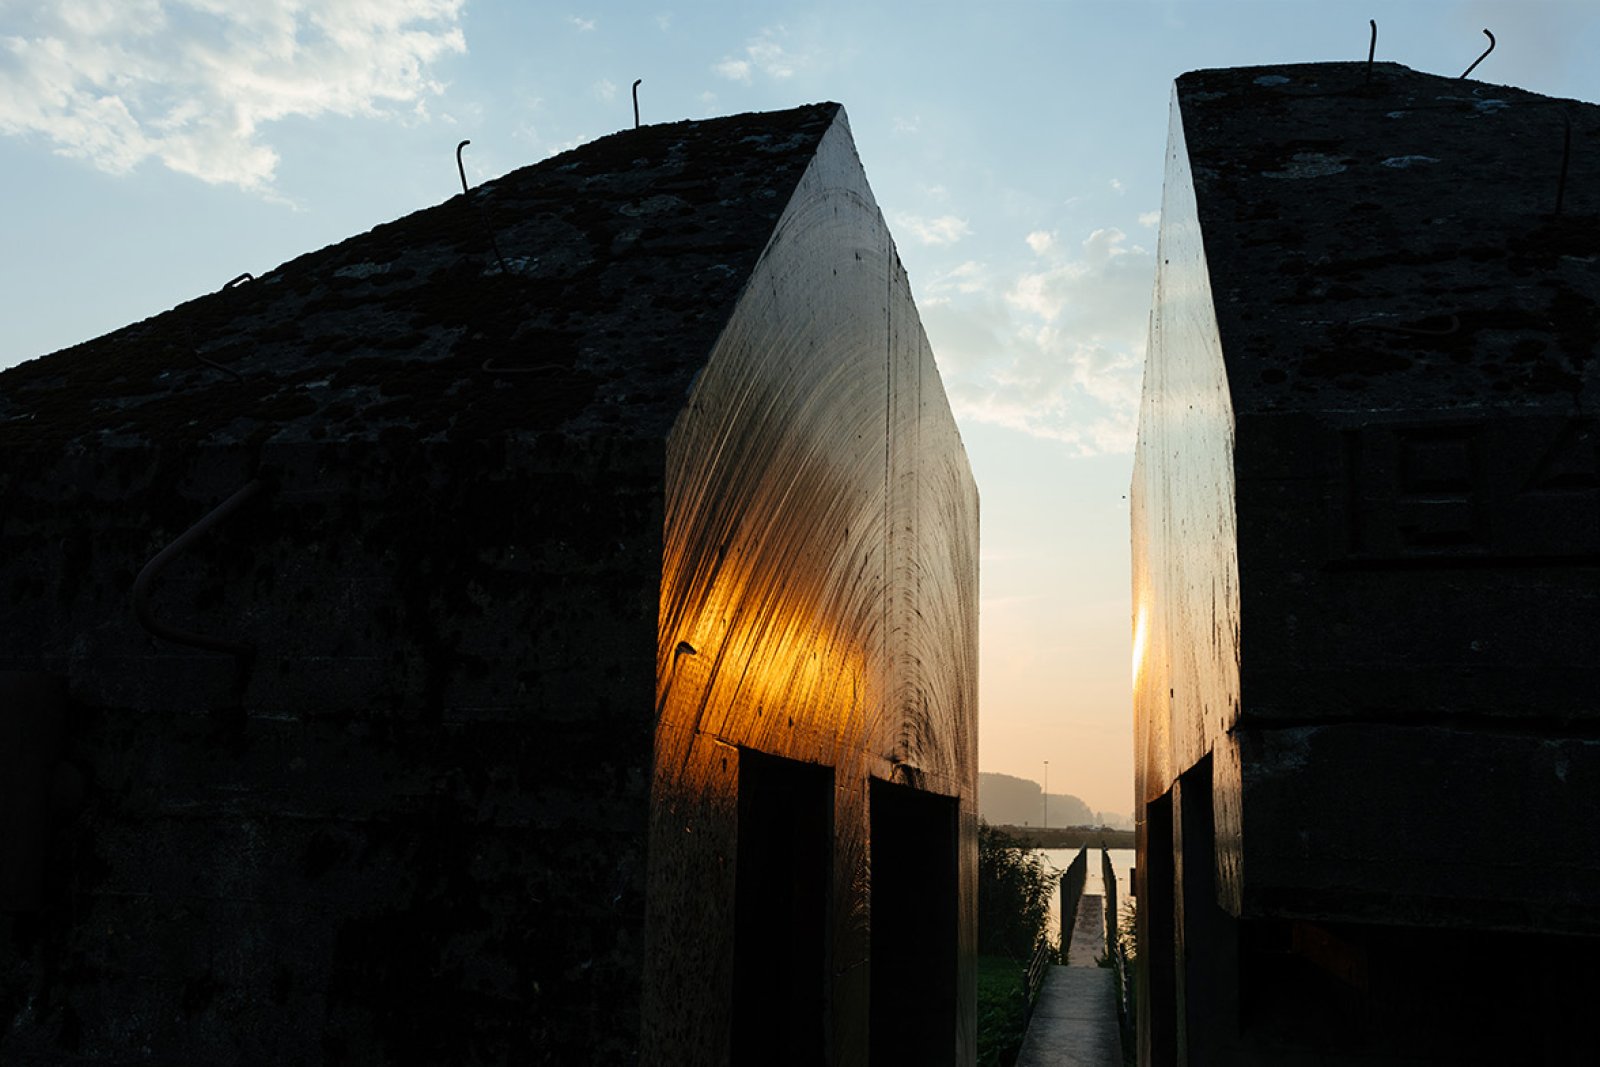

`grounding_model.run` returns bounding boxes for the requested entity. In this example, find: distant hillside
[980,771,1112,828]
